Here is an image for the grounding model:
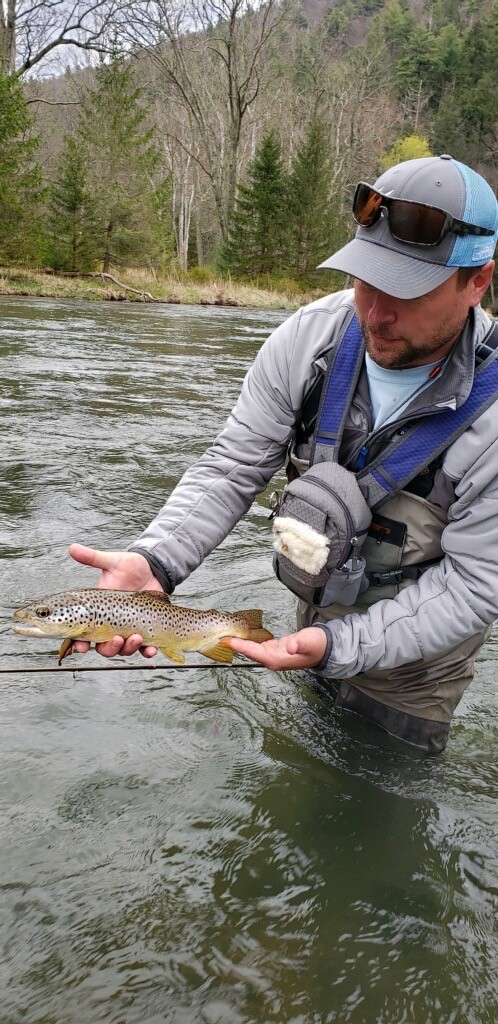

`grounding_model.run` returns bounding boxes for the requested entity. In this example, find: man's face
[354,273,473,370]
